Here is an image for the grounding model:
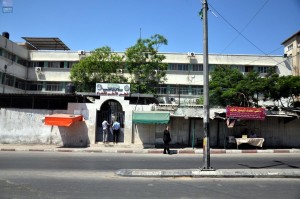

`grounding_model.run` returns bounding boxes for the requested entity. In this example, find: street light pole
[202,0,213,170]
